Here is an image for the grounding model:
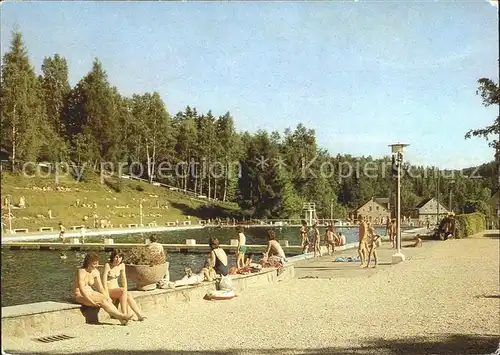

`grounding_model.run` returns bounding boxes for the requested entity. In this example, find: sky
[1,1,498,170]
